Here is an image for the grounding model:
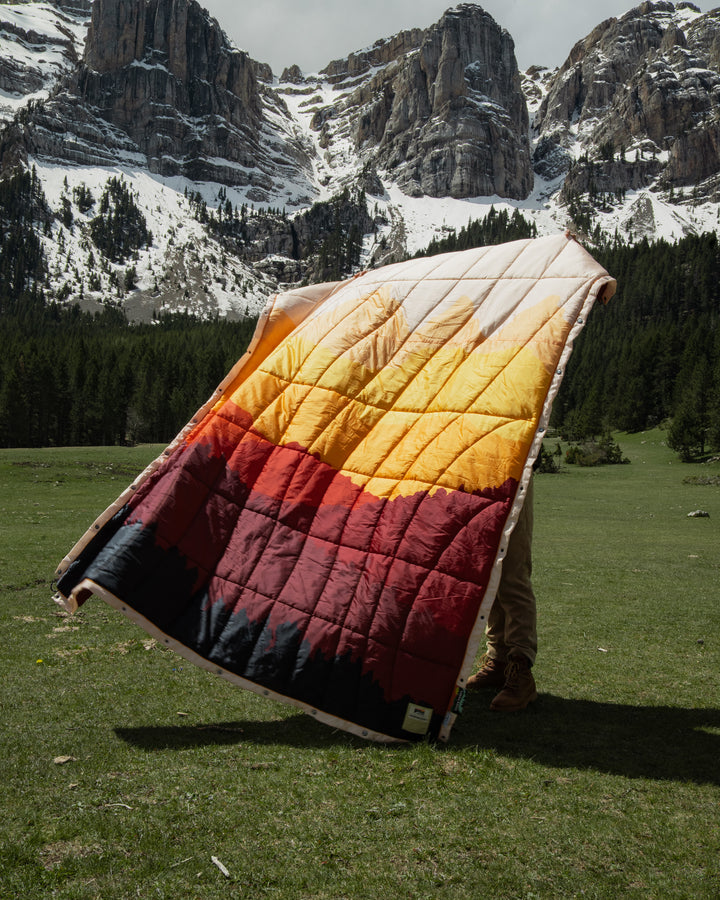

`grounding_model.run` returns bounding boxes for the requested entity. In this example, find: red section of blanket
[123,403,514,710]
